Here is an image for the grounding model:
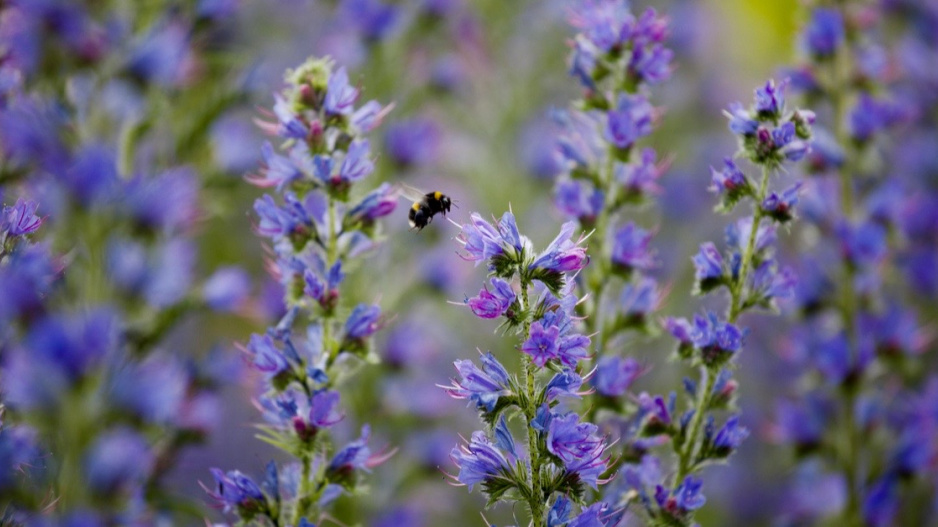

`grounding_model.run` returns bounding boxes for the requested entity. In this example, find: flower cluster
[551,1,672,472]
[602,78,814,526]
[446,212,613,526]
[208,57,396,525]
[768,3,936,525]
[0,2,249,523]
